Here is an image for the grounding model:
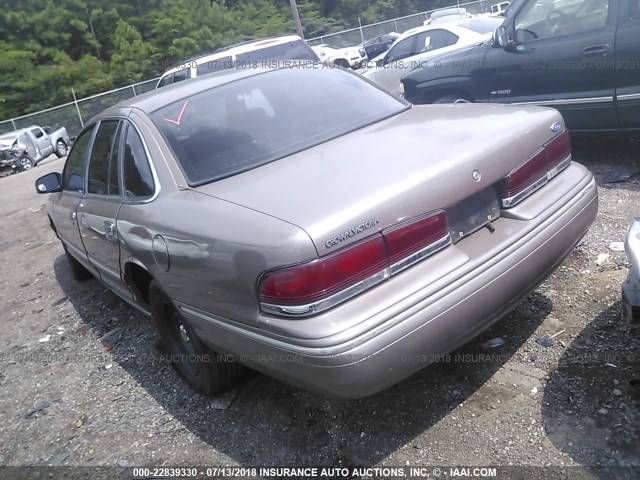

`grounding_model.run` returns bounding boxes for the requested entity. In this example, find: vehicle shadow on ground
[572,137,640,191]
[54,255,555,465]
[541,302,640,473]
